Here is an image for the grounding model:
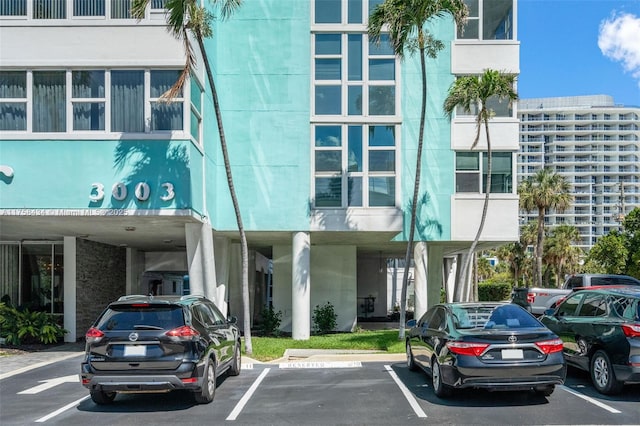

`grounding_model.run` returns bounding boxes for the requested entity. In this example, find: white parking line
[226,367,271,421]
[0,353,83,381]
[278,361,362,369]
[384,365,427,418]
[560,385,621,414]
[34,395,90,423]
